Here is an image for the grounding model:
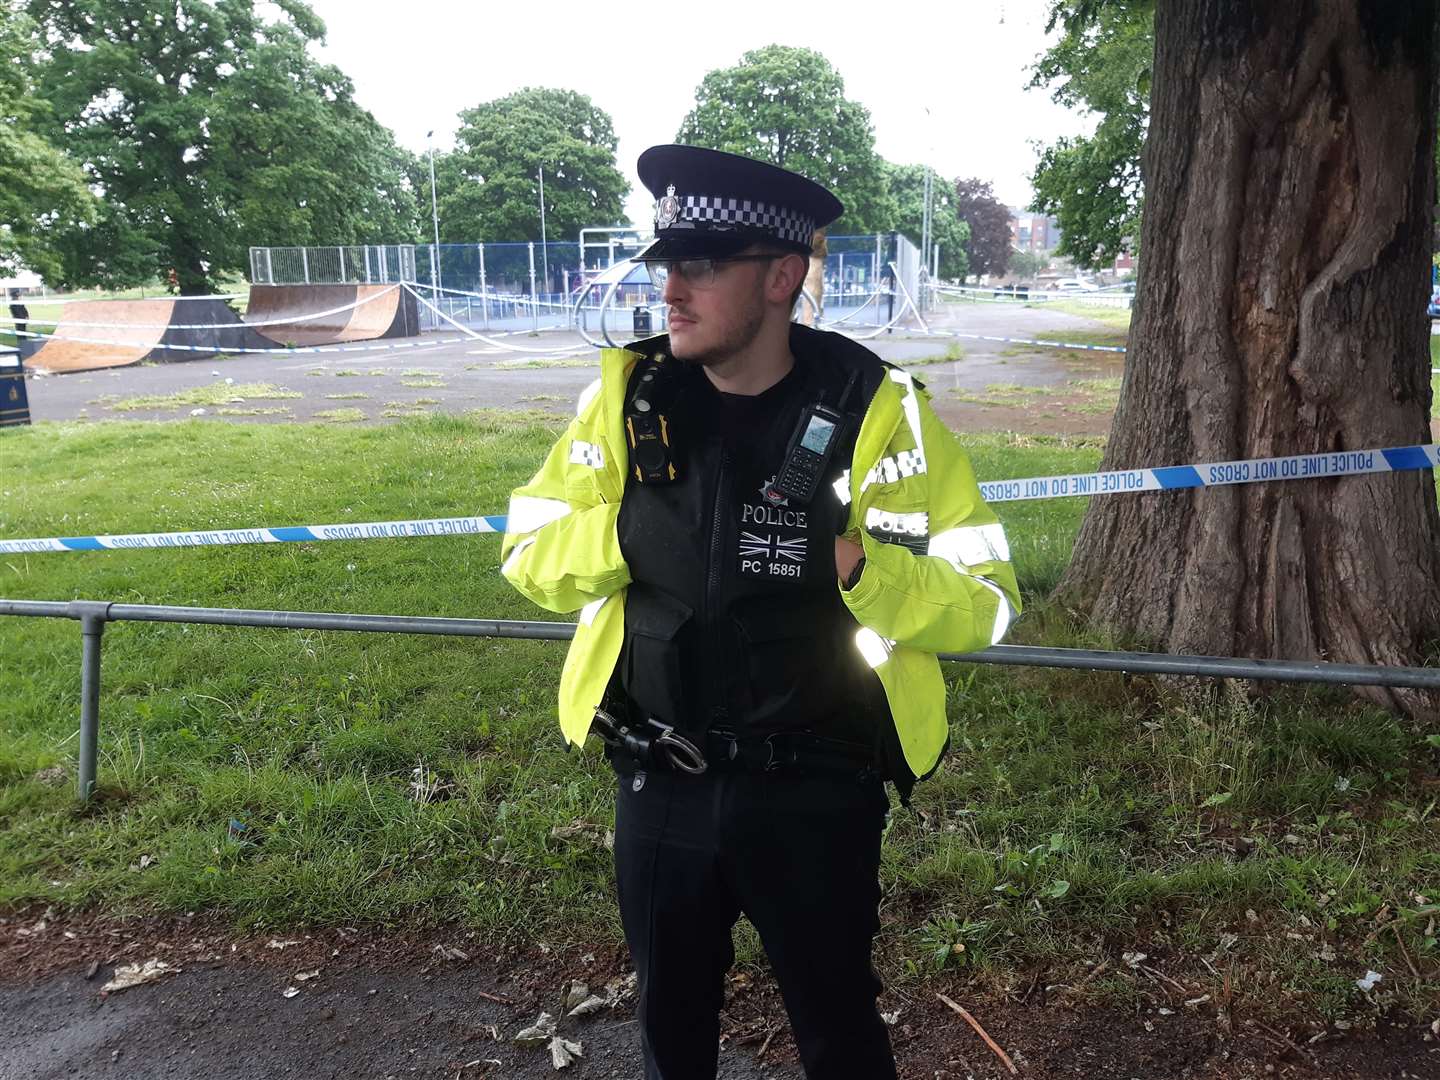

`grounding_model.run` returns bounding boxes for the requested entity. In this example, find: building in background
[1009,209,1061,254]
